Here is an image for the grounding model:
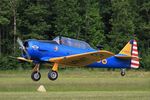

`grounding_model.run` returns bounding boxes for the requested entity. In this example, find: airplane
[16,36,140,81]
